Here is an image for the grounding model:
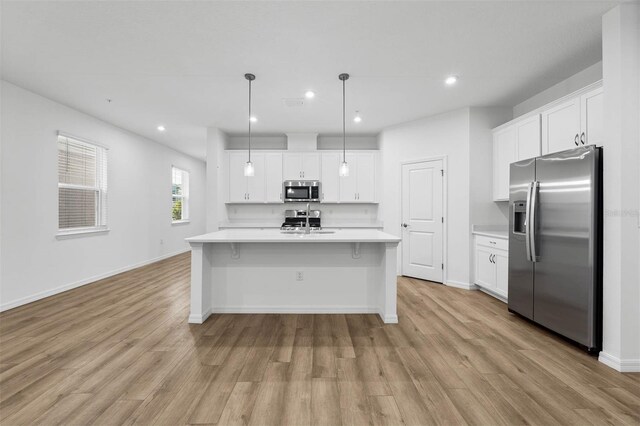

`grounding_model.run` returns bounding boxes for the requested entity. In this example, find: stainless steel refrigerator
[508,145,602,353]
